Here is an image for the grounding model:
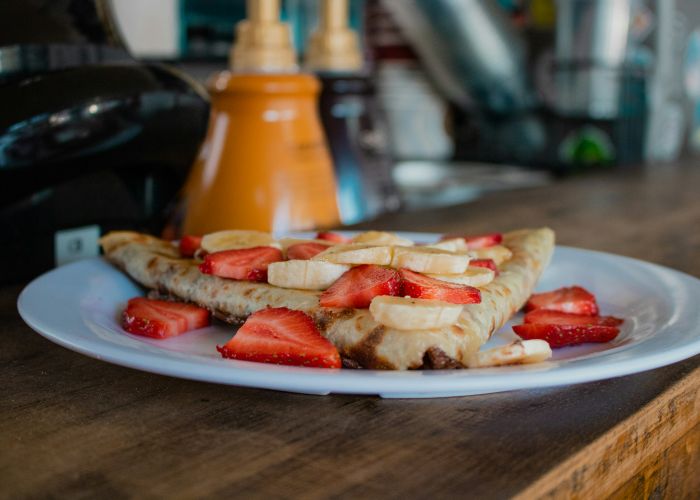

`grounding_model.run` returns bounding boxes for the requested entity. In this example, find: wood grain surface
[2,162,700,499]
